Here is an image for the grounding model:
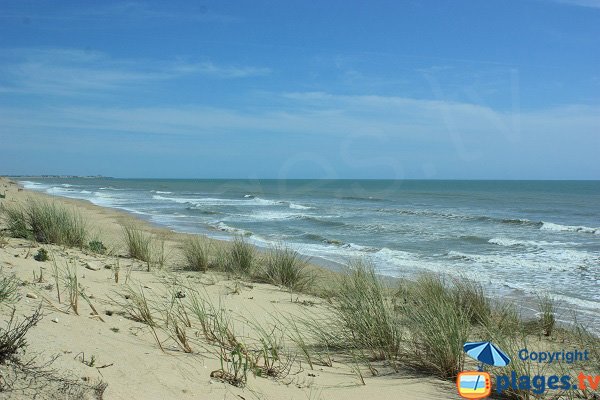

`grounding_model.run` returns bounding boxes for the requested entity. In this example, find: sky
[0,0,599,179]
